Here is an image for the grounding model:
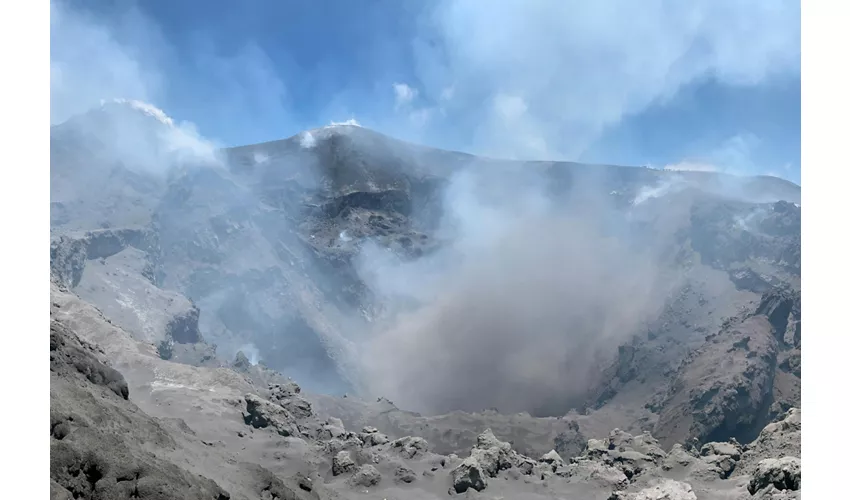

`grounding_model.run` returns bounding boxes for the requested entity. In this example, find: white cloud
[392,82,418,107]
[50,2,222,172]
[662,133,795,180]
[50,2,162,124]
[413,0,800,160]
